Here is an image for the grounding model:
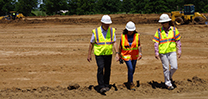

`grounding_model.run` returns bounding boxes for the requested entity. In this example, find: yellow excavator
[0,11,24,20]
[171,4,208,25]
